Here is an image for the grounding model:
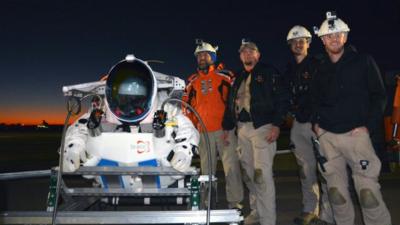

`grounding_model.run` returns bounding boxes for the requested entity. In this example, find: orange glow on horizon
[0,106,82,125]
